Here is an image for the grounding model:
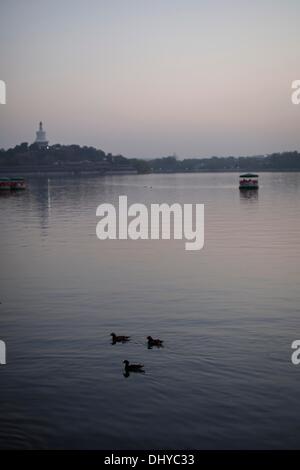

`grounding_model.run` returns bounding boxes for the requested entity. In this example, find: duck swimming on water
[147,336,163,347]
[110,333,130,343]
[123,360,144,372]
